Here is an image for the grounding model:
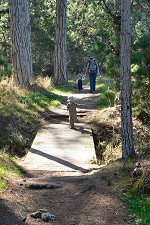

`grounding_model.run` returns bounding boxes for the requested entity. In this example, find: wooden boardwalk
[21,122,98,172]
